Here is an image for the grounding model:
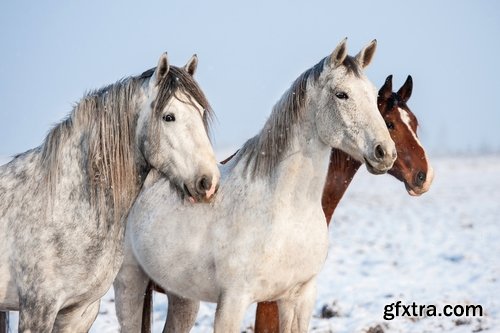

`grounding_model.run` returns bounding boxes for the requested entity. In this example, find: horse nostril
[415,171,426,187]
[374,144,385,160]
[196,176,211,194]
